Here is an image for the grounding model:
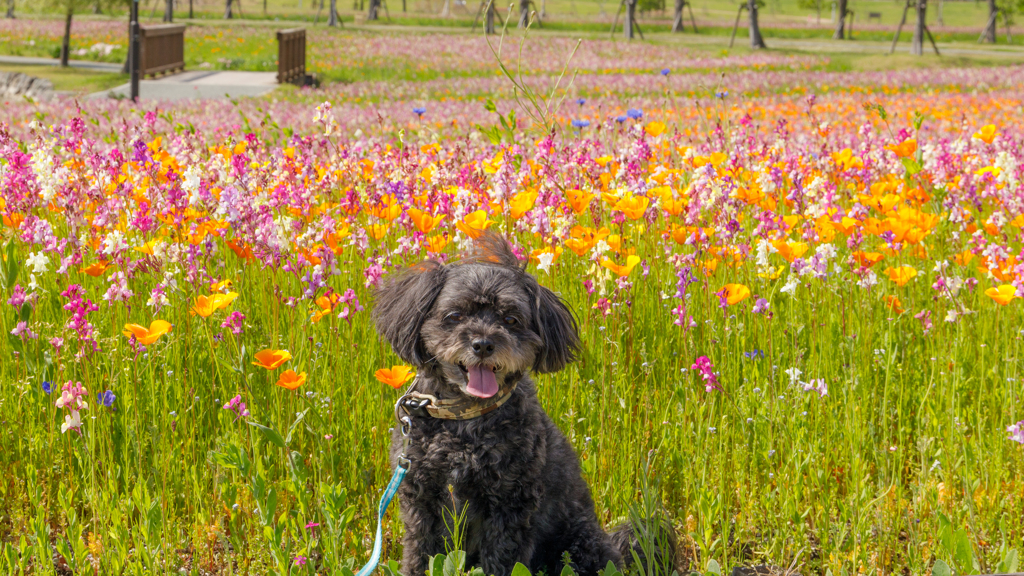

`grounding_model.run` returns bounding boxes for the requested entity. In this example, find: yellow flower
[122,320,172,345]
[613,194,650,221]
[883,266,917,287]
[408,209,445,234]
[375,365,414,389]
[275,370,307,390]
[253,349,292,370]
[510,191,538,220]
[456,210,494,239]
[985,284,1017,306]
[973,124,998,144]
